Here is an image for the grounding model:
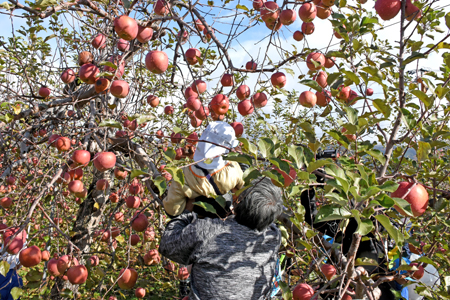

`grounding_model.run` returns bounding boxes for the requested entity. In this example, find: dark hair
[234,178,283,231]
